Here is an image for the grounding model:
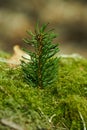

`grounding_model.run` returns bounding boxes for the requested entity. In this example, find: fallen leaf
[7,45,30,67]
